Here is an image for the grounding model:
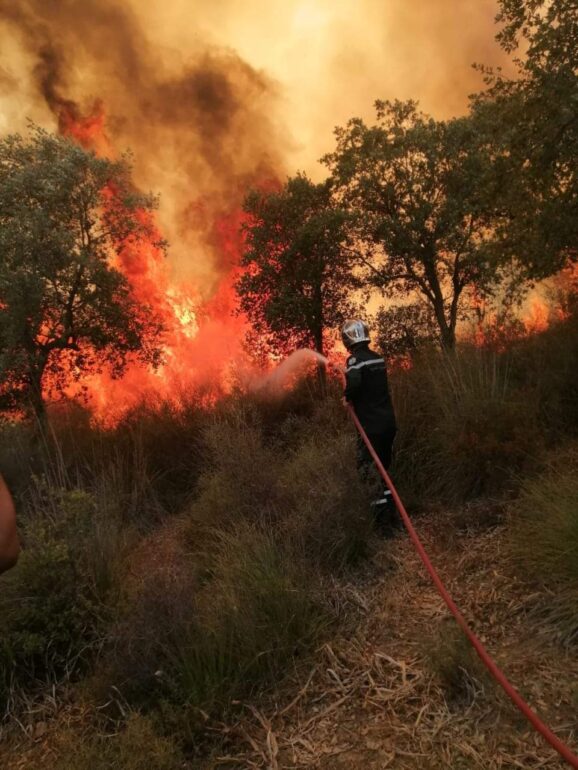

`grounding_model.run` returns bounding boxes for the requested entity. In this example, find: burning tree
[237,174,356,359]
[324,101,503,350]
[0,126,165,423]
